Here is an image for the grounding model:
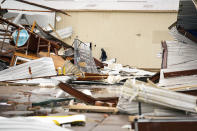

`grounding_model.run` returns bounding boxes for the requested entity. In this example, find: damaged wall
[56,11,177,68]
